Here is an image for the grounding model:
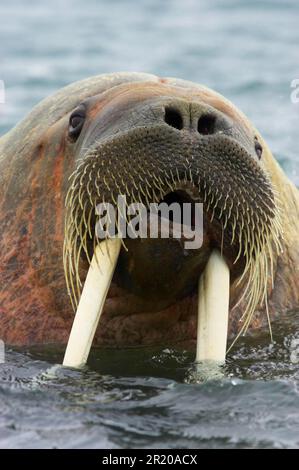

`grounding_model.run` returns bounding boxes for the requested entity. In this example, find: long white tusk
[63,238,121,368]
[196,250,230,363]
